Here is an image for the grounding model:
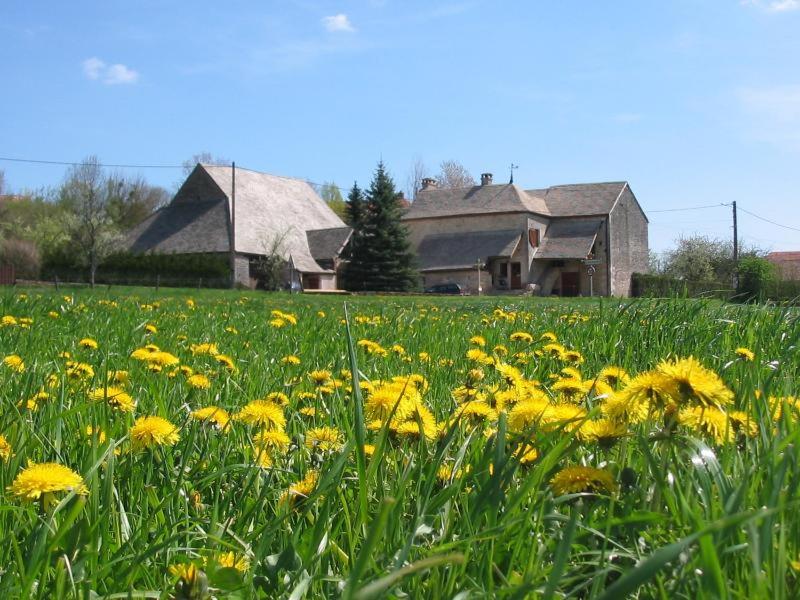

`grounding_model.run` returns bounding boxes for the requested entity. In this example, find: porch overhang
[534,219,603,260]
[417,230,522,273]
